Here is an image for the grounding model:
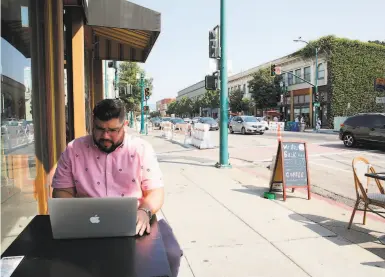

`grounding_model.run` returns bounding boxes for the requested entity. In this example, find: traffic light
[205,74,218,90]
[270,64,276,76]
[209,28,219,59]
[145,88,150,98]
[312,87,319,102]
